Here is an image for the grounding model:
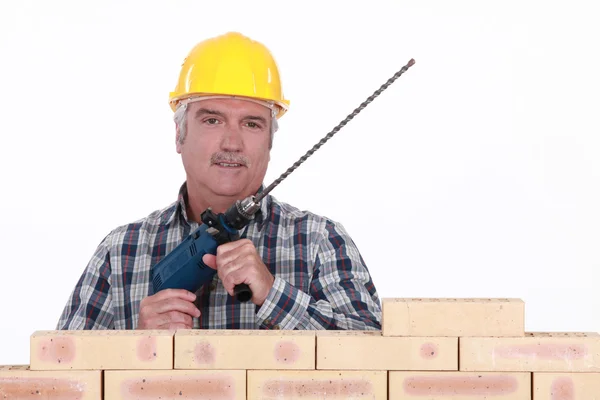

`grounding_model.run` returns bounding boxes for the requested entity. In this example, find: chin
[212,184,247,198]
